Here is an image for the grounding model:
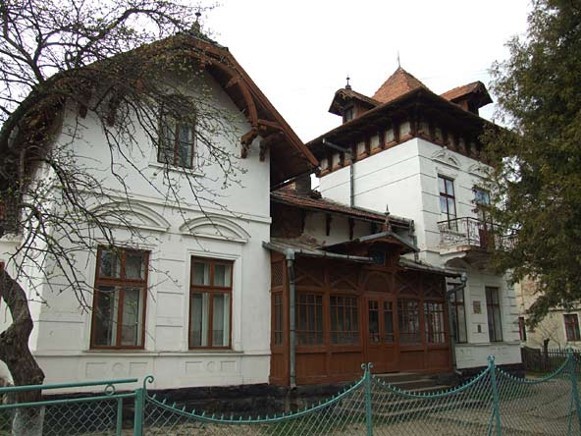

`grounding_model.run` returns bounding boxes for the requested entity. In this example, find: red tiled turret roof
[372,67,428,103]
